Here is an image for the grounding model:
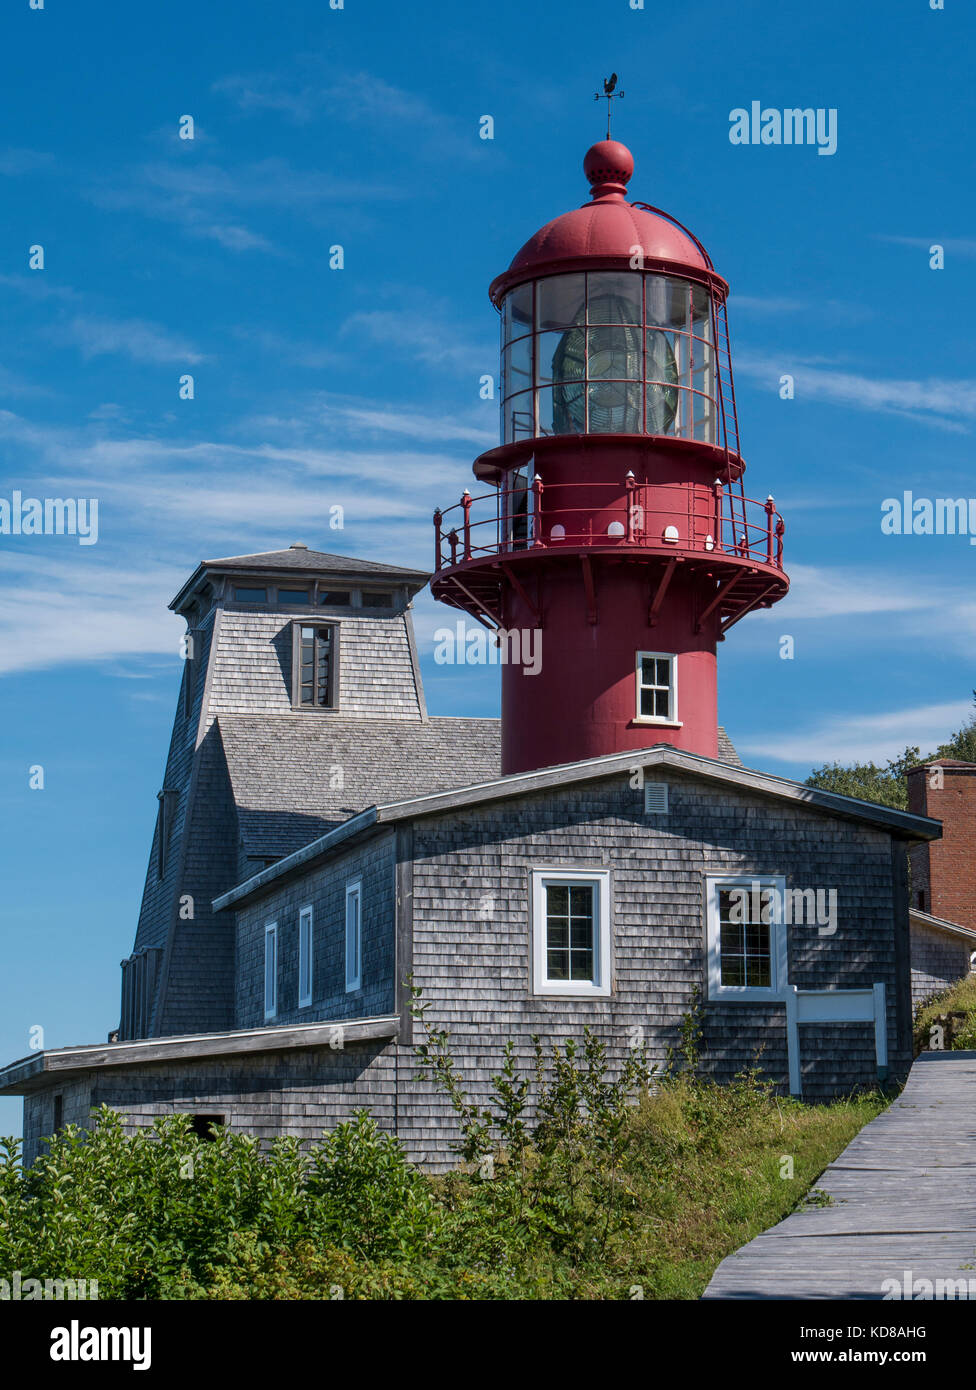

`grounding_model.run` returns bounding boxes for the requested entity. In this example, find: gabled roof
[170,544,430,612]
[909,908,976,944]
[215,742,942,911]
